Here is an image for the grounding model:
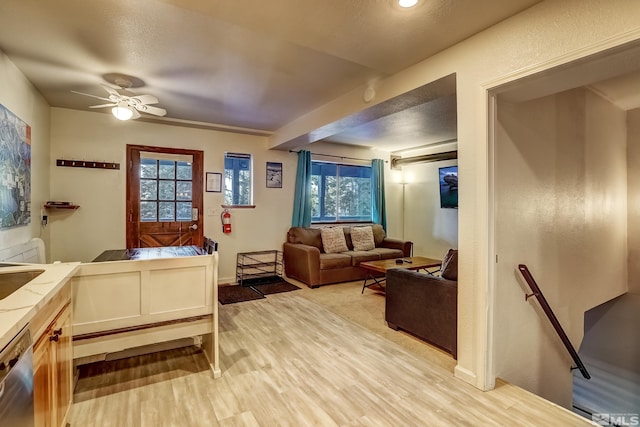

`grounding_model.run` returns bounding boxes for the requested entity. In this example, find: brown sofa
[283,224,412,288]
[385,250,458,359]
